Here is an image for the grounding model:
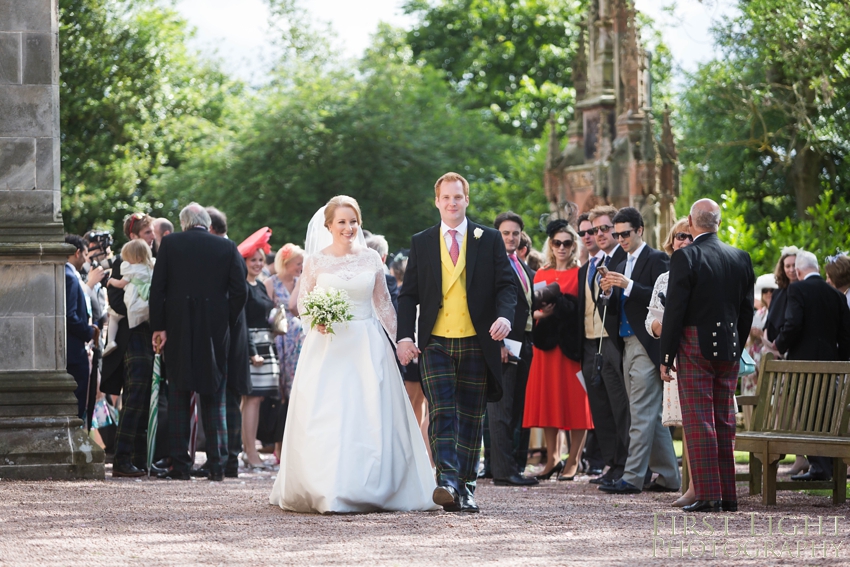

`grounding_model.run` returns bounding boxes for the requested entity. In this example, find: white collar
[441,218,468,237]
[593,249,606,261]
[693,232,712,242]
[803,272,820,280]
[628,242,647,260]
